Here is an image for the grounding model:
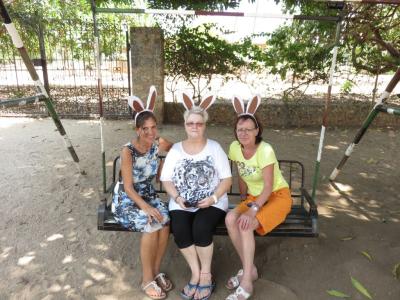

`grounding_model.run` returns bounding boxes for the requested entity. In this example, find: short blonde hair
[183,106,209,123]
